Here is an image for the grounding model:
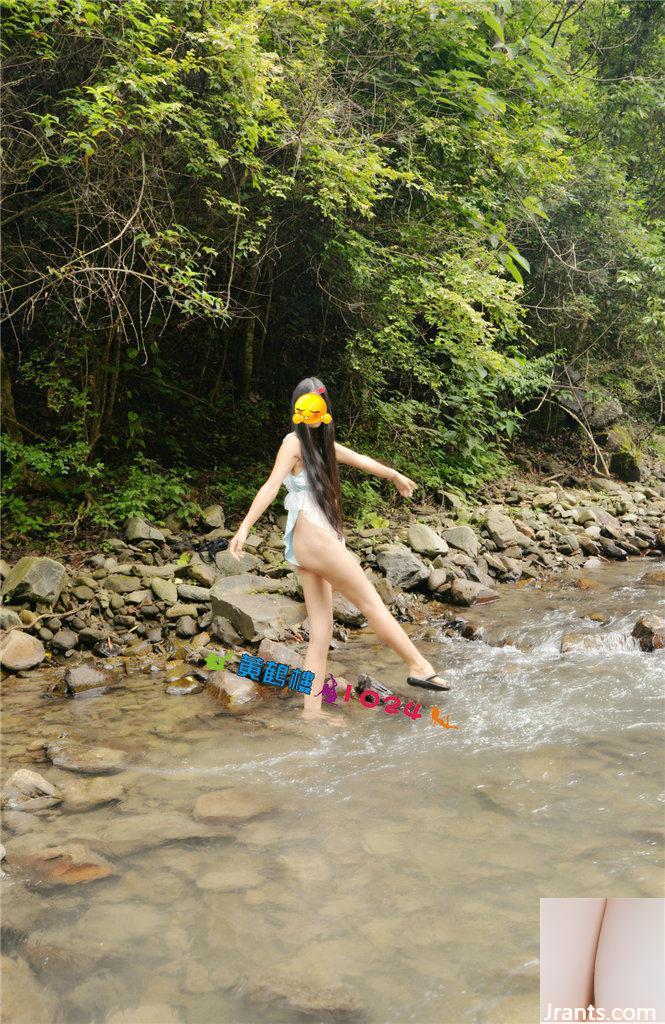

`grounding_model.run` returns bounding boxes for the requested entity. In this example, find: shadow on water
[1,559,664,1023]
